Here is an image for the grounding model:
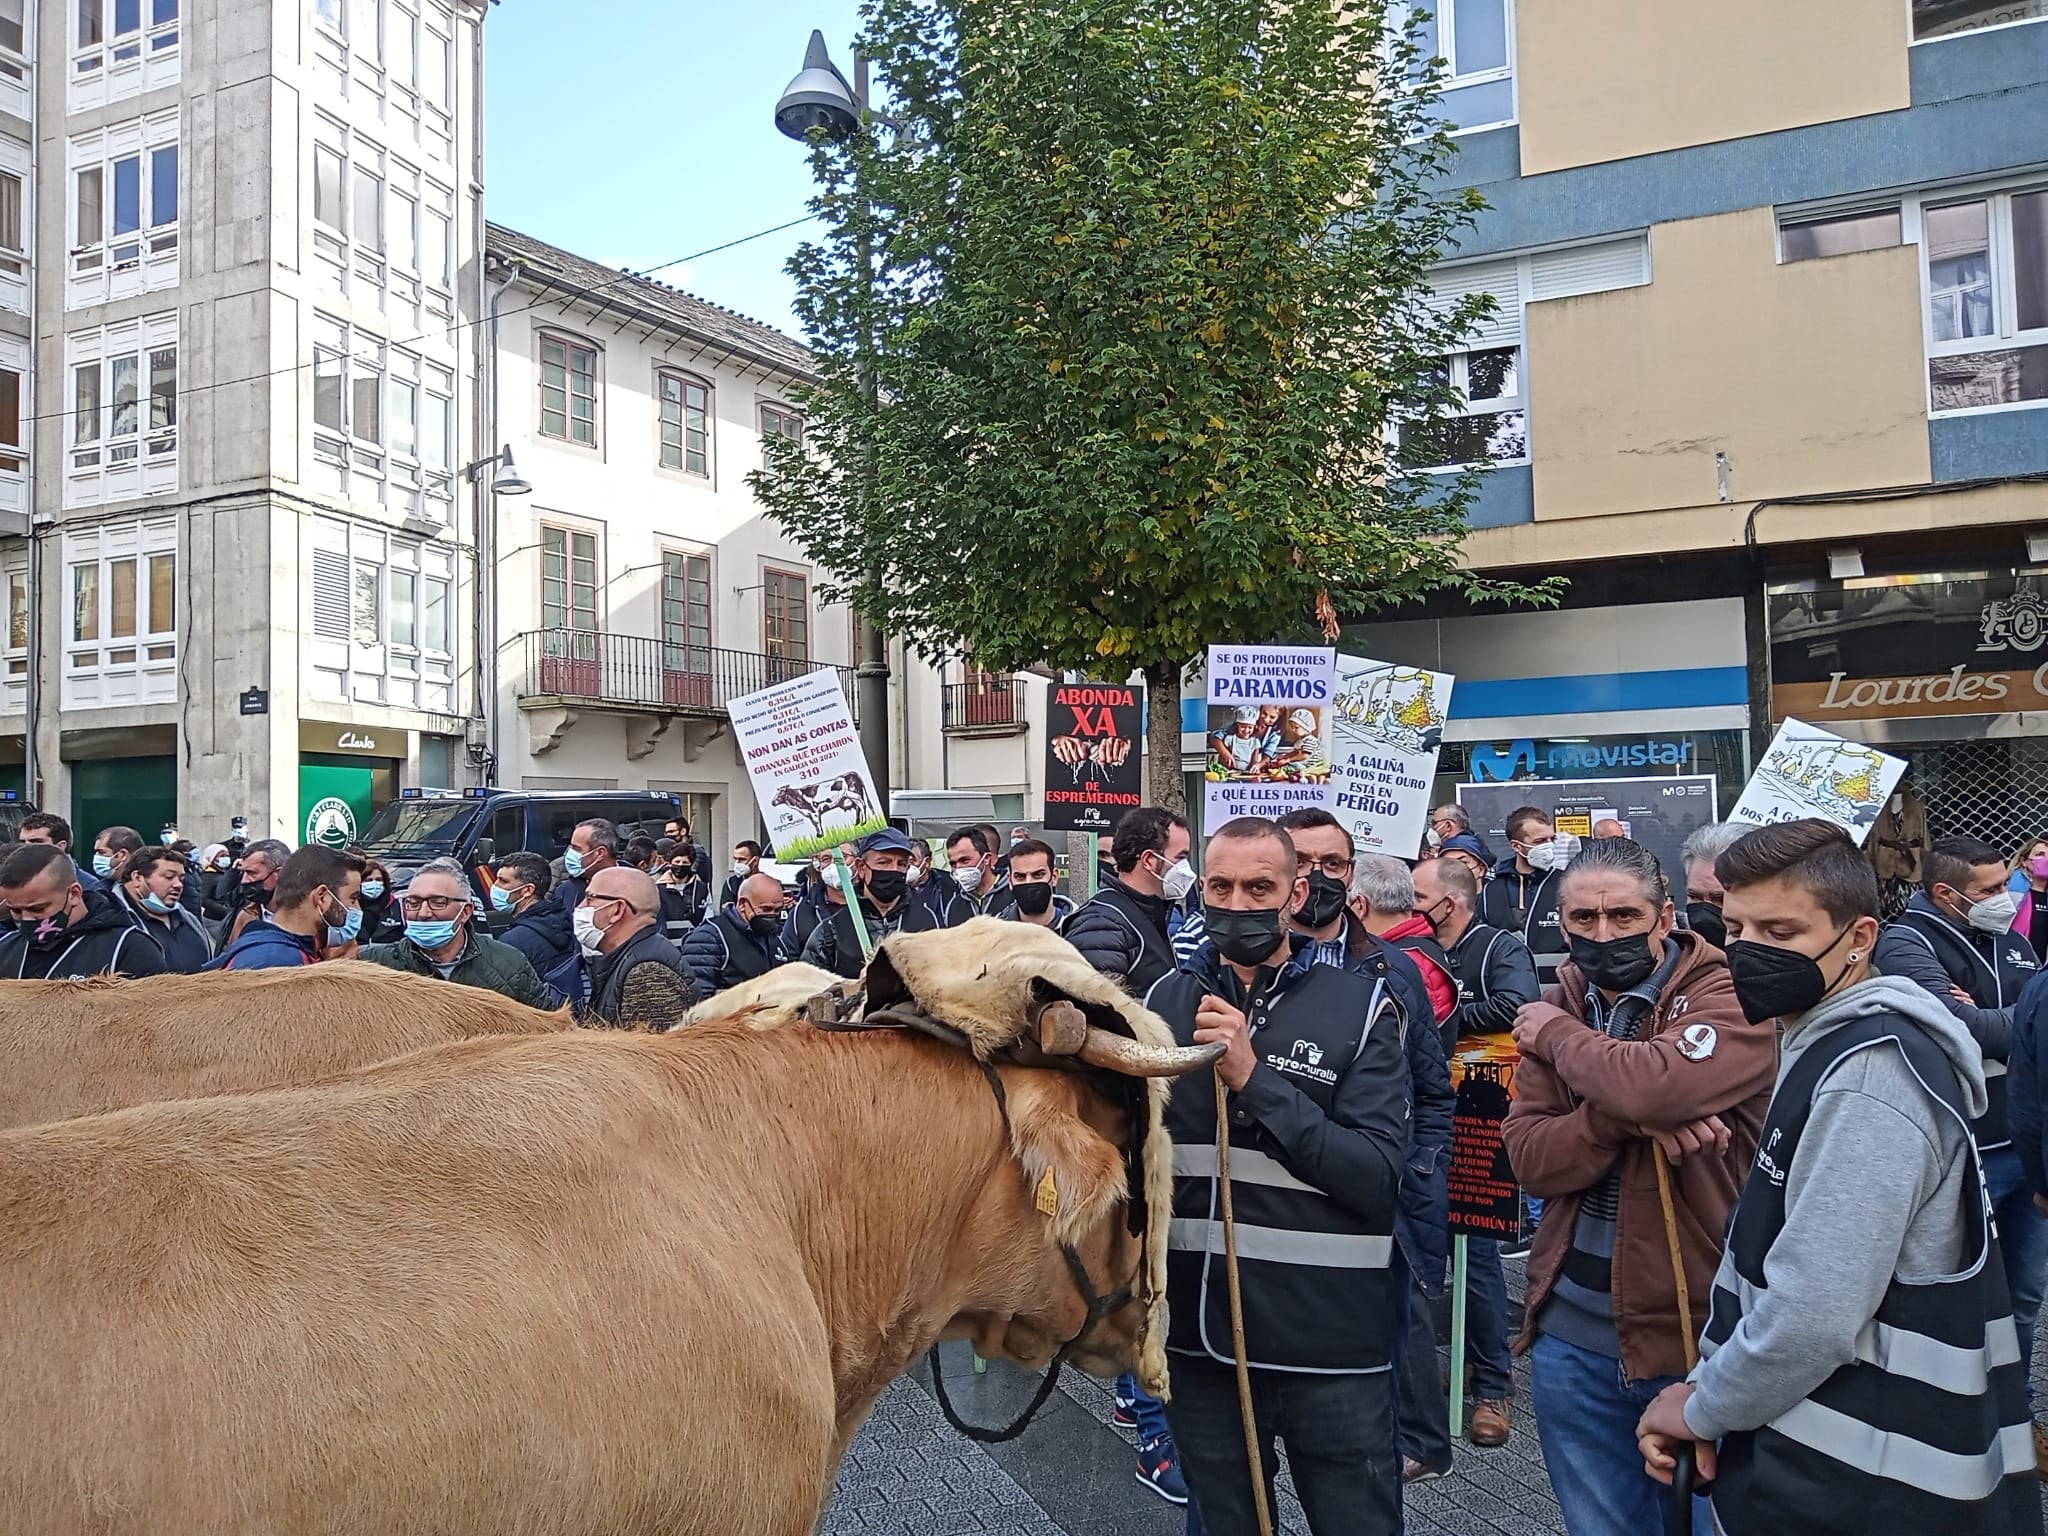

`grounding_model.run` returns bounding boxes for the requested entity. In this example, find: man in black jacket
[1873,834,2047,1455]
[802,829,946,978]
[1411,851,1540,1446]
[0,843,165,980]
[683,871,789,997]
[1065,805,1191,995]
[1150,816,1409,1532]
[719,839,765,908]
[1477,805,1576,986]
[492,852,581,1005]
[114,845,213,973]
